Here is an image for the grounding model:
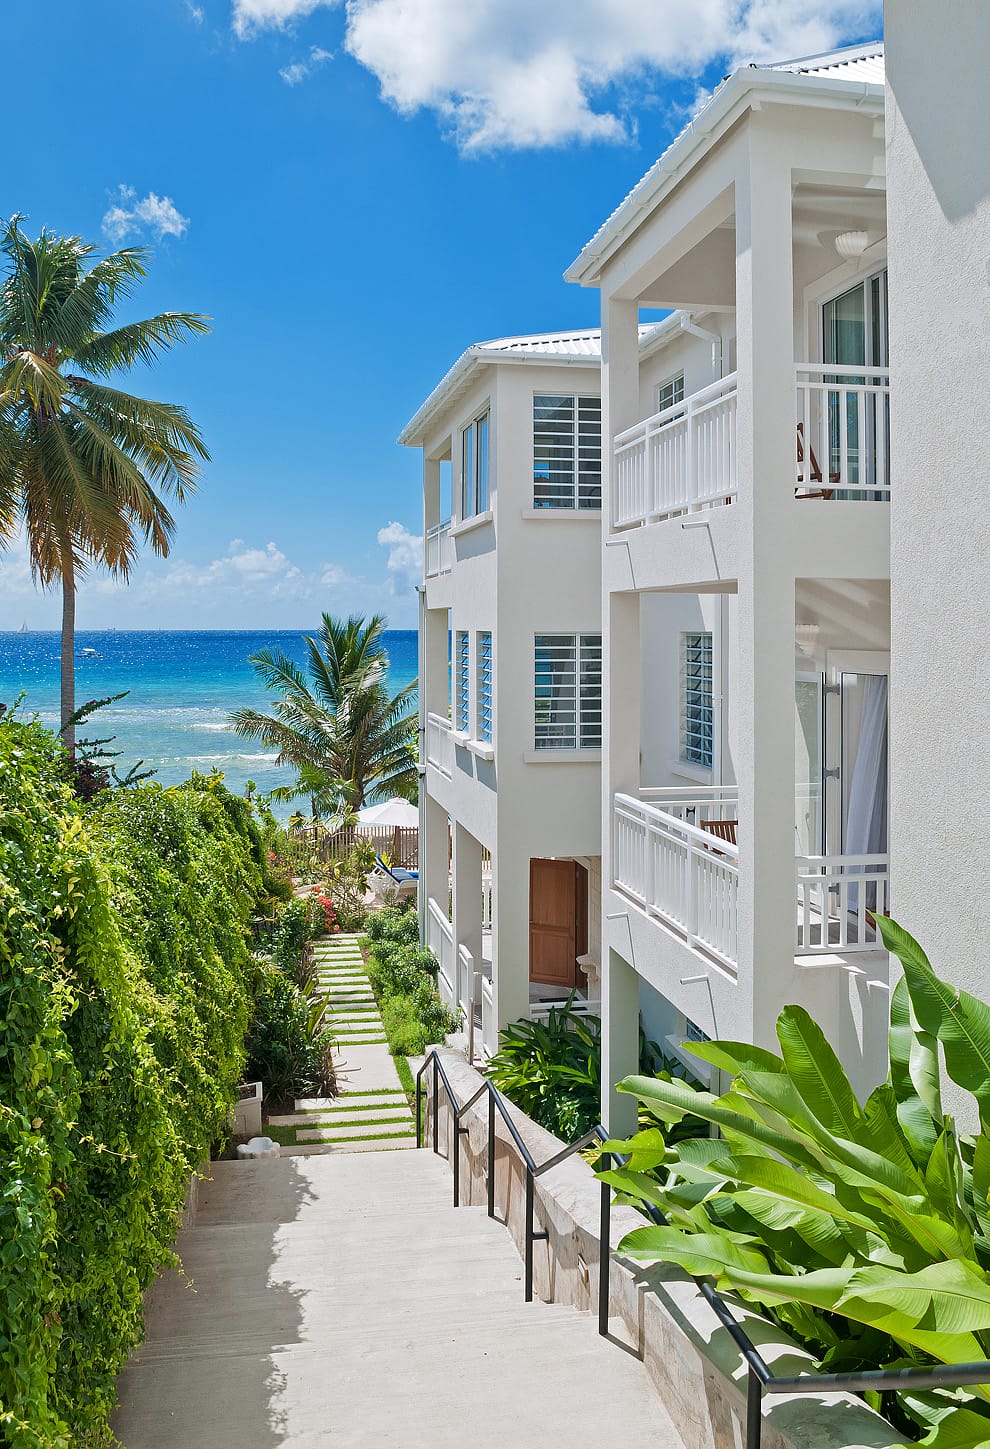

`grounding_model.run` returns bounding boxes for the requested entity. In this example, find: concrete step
[113,1151,684,1448]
